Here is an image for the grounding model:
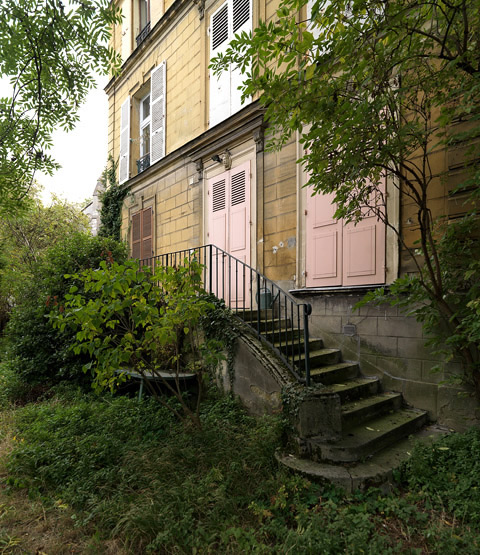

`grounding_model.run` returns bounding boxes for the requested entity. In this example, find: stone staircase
[237,309,431,490]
